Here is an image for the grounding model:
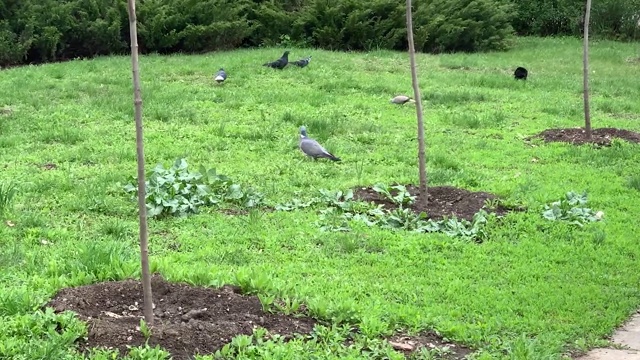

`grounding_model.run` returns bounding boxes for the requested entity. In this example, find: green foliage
[542,191,602,227]
[627,175,640,191]
[276,186,494,242]
[0,0,126,66]
[244,3,301,48]
[413,0,516,53]
[126,343,172,360]
[1,40,640,359]
[210,325,405,360]
[2,0,636,67]
[292,0,515,53]
[123,158,264,218]
[291,0,407,51]
[1,0,515,66]
[0,180,18,218]
[136,0,251,53]
[372,183,416,208]
[0,308,86,359]
[510,0,640,40]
